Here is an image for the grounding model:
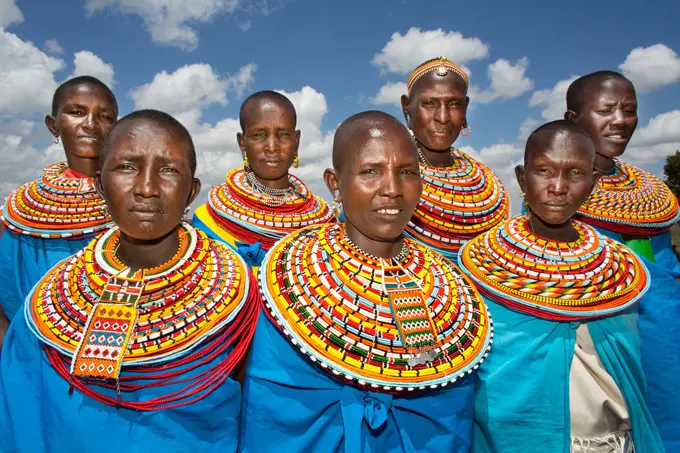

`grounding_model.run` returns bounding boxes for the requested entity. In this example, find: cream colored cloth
[569,324,634,453]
